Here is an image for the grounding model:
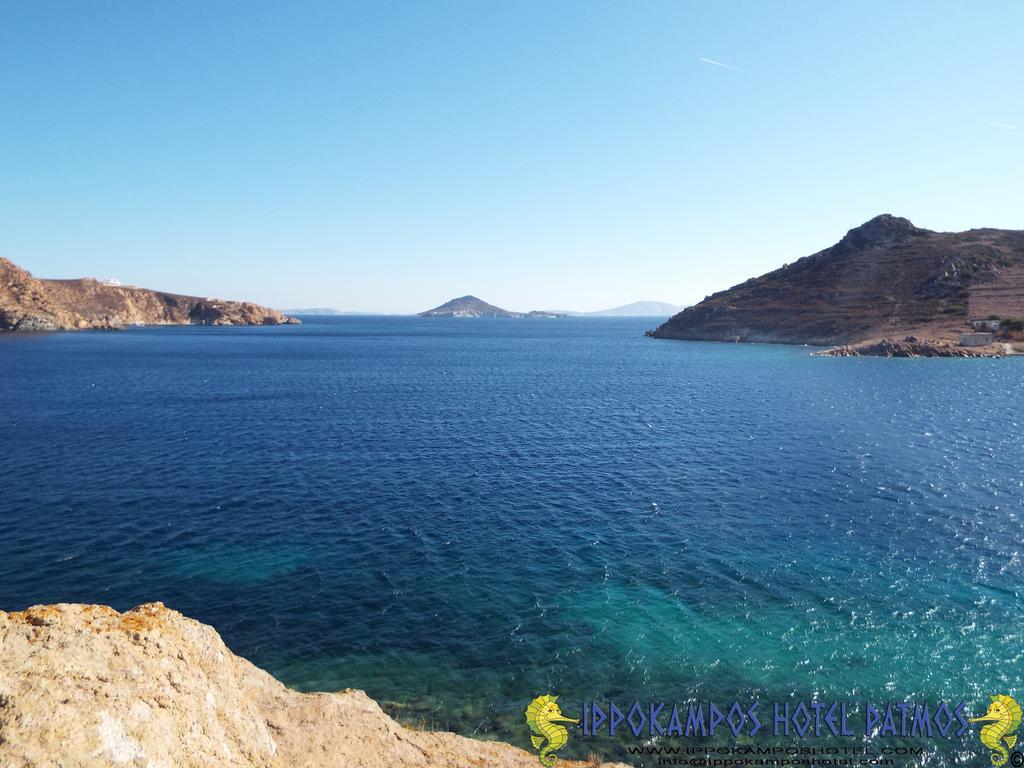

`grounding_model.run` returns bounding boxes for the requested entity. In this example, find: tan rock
[814,336,1006,357]
[0,258,299,331]
[0,603,620,768]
